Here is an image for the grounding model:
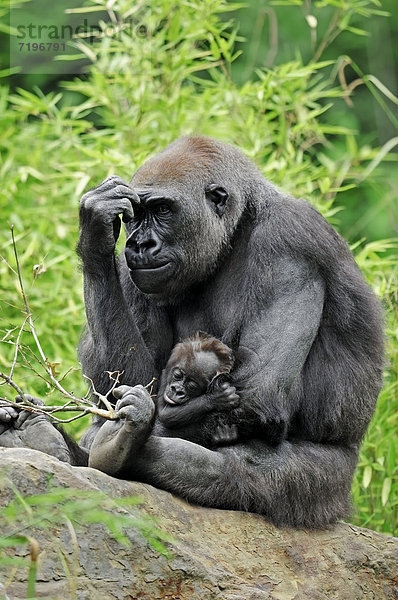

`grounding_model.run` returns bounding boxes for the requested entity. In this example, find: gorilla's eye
[187,380,200,394]
[173,368,183,380]
[154,203,171,215]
